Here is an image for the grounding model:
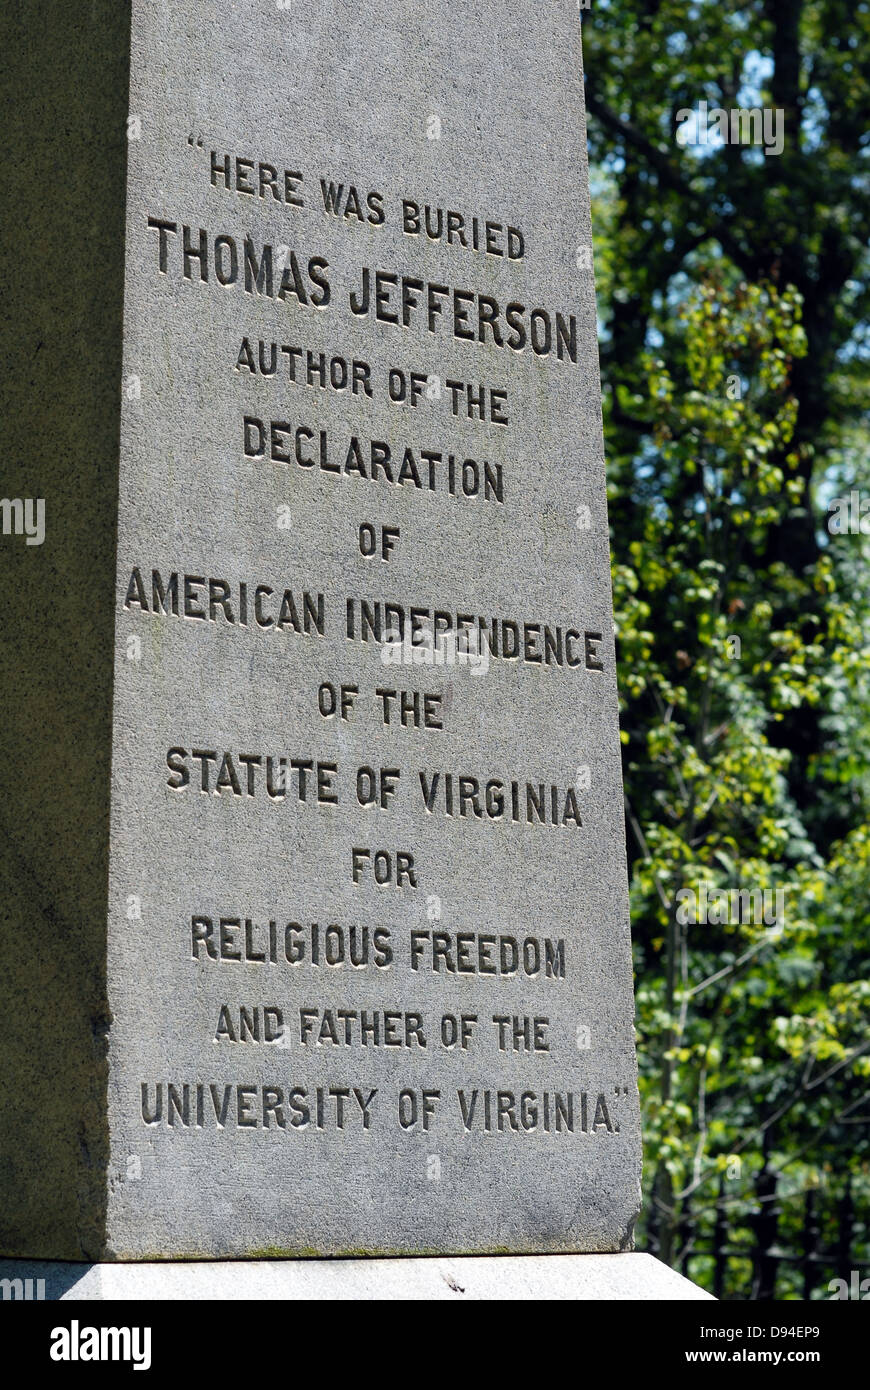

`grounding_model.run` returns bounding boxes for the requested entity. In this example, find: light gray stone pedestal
[2,1254,712,1301]
[2,0,644,1266]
